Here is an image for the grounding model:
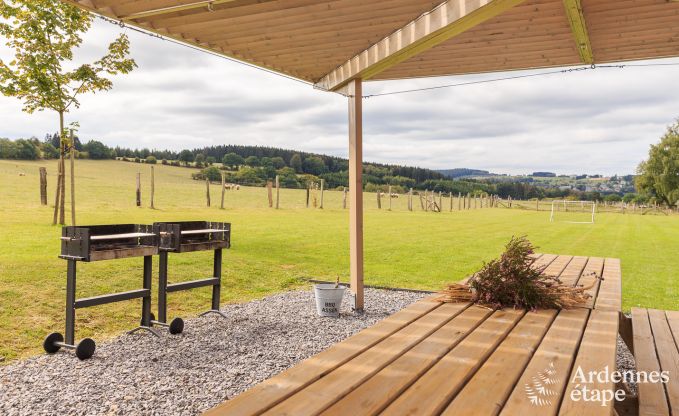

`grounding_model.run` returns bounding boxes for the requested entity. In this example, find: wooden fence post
[536,199,539,211]
[150,166,155,209]
[220,173,226,209]
[267,180,273,208]
[39,167,47,205]
[206,179,211,207]
[306,185,310,208]
[438,192,442,211]
[408,188,413,211]
[376,190,381,209]
[419,192,425,210]
[387,186,392,210]
[136,172,141,207]
[449,192,453,212]
[320,179,325,209]
[343,186,347,209]
[275,175,280,209]
[458,192,461,210]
